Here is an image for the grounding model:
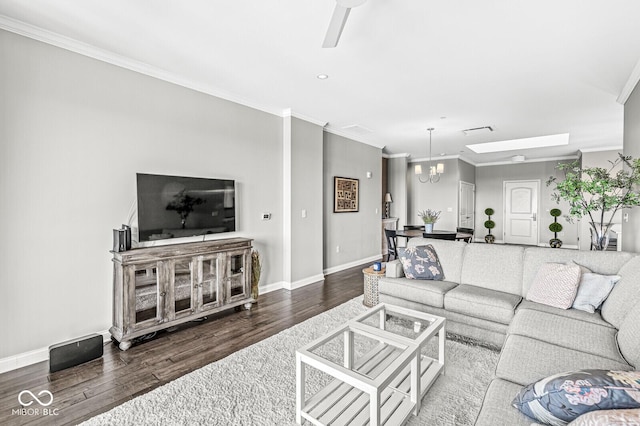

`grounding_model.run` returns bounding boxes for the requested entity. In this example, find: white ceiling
[1,0,640,164]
